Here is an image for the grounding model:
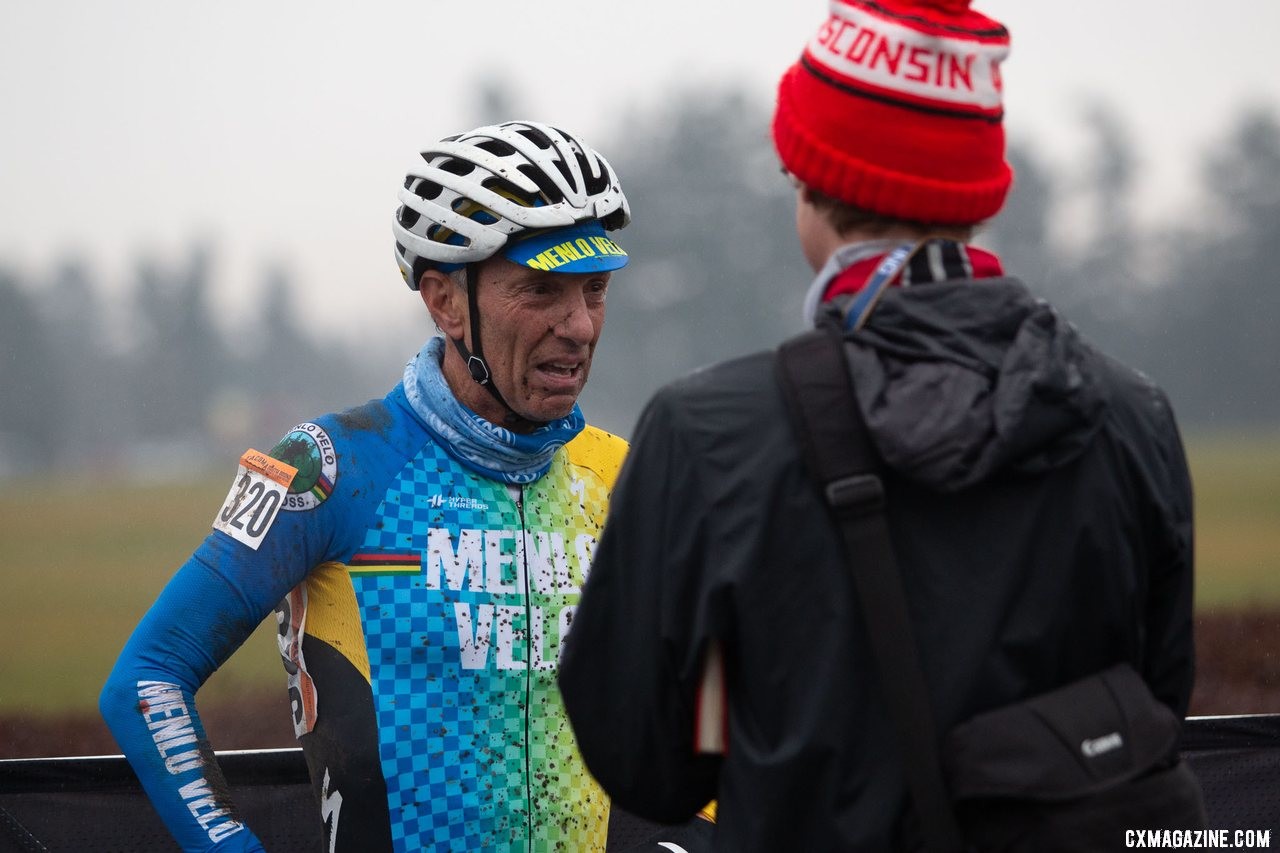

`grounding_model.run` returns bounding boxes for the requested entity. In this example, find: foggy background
[4,1,1280,477]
